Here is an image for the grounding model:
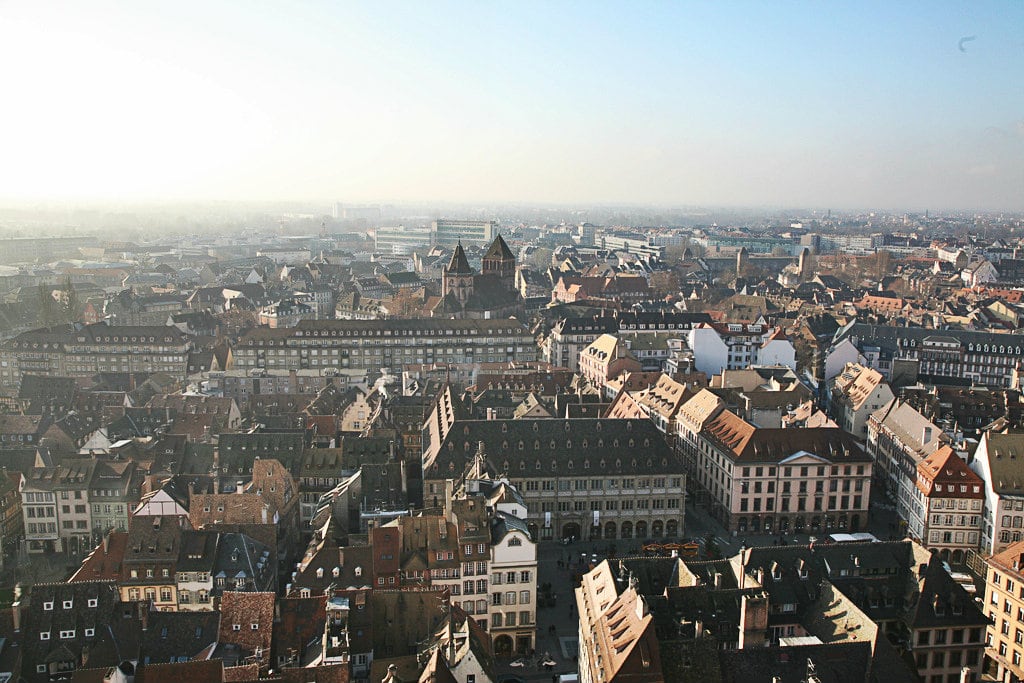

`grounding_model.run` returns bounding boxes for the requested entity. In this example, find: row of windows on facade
[931,499,982,511]
[528,499,681,513]
[929,530,978,544]
[743,479,865,495]
[739,496,862,513]
[740,465,868,478]
[521,477,681,491]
